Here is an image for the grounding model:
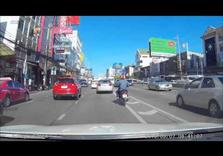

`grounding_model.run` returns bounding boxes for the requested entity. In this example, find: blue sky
[77,16,223,77]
